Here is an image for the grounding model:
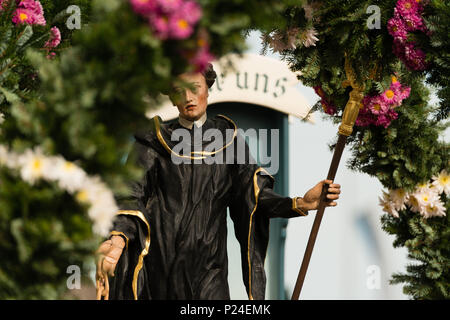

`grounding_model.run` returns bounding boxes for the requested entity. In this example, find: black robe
[108,114,308,300]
